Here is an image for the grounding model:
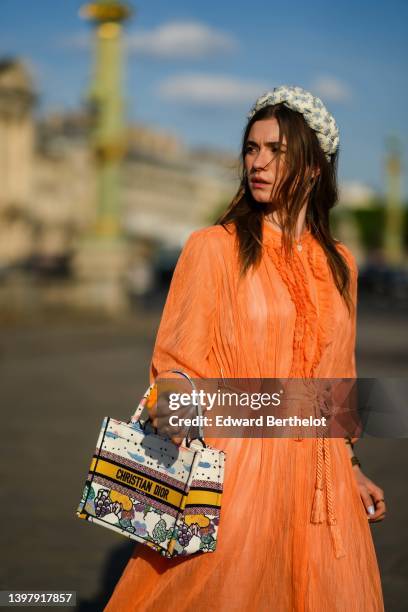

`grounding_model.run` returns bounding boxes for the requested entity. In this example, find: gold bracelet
[345,436,354,449]
[351,455,361,468]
